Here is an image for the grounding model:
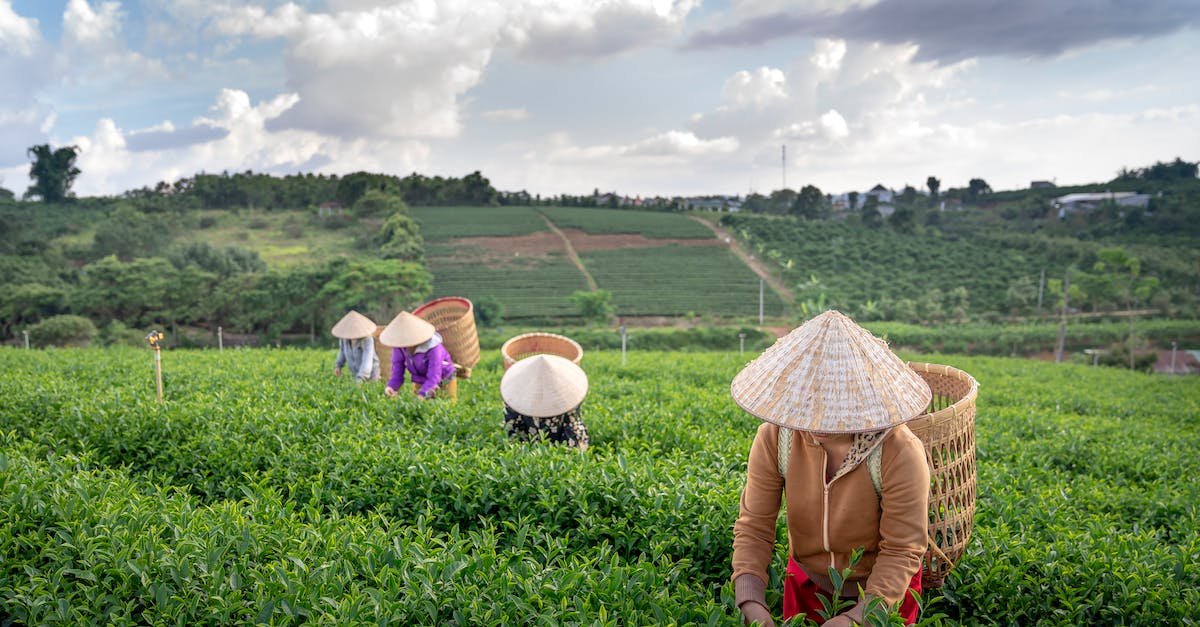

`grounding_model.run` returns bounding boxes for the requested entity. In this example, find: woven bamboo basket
[413,297,480,378]
[372,325,391,383]
[501,332,584,370]
[906,361,979,588]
